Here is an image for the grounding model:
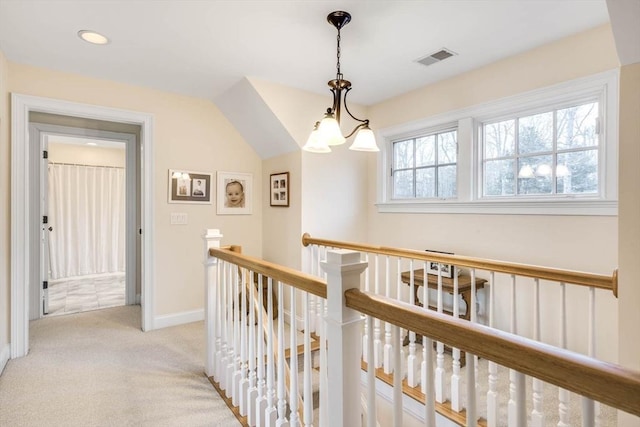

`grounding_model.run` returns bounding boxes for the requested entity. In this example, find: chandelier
[303,11,379,154]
